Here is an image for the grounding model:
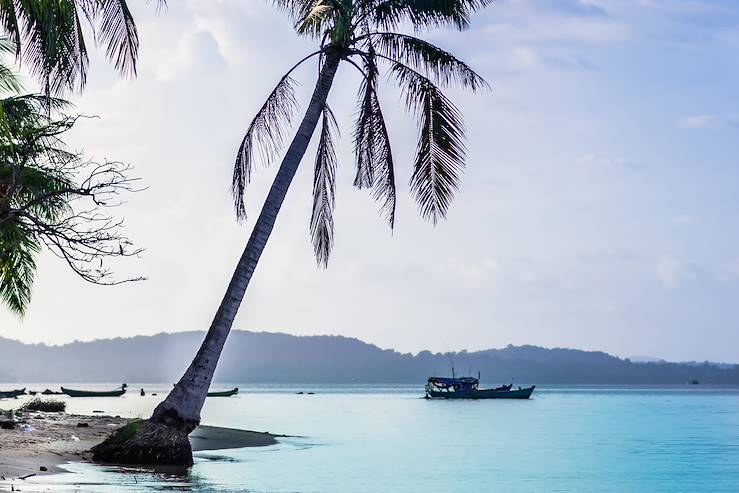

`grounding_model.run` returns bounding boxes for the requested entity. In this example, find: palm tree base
[92,417,195,466]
